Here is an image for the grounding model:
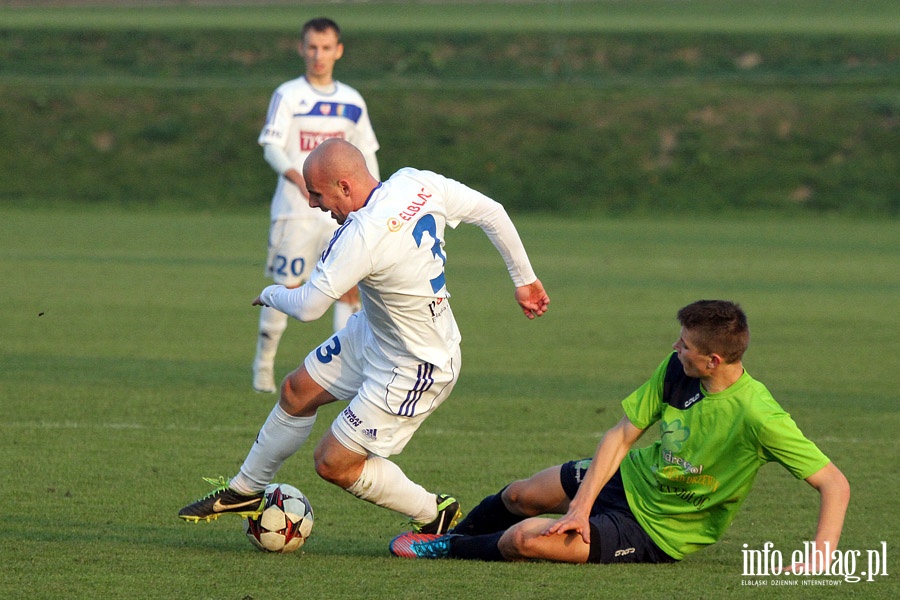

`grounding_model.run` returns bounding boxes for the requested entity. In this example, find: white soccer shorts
[266,218,337,287]
[304,313,461,458]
